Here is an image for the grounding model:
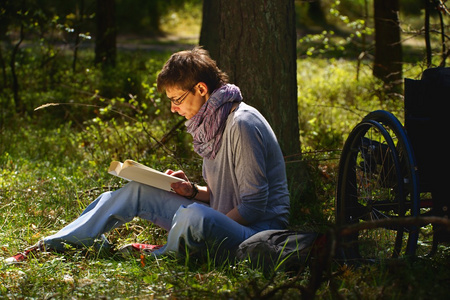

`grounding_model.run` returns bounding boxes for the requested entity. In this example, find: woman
[7,47,290,262]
